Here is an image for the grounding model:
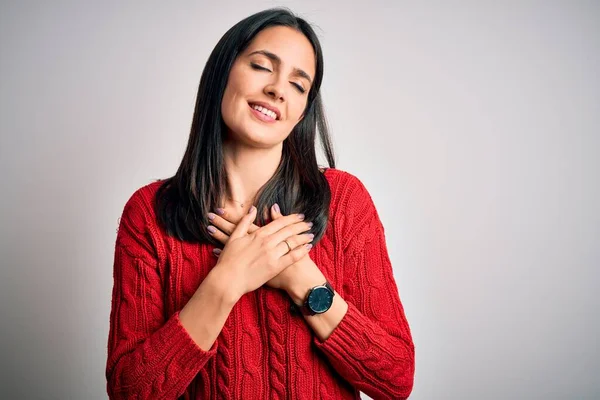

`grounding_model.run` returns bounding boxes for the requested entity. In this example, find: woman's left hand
[206,205,318,292]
